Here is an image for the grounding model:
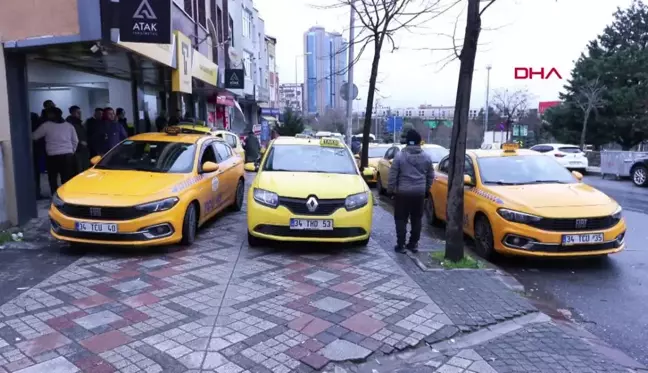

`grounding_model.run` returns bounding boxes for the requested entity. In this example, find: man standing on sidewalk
[91,107,127,156]
[388,129,434,253]
[66,106,89,172]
